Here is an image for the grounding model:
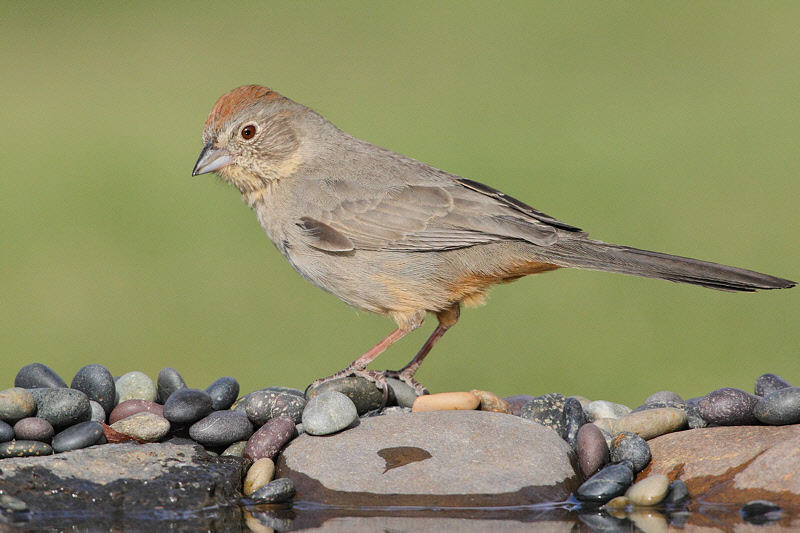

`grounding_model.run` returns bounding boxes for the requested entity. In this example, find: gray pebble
[15,363,67,389]
[575,463,634,503]
[249,478,296,504]
[386,378,418,408]
[0,420,13,443]
[29,388,91,430]
[70,364,116,415]
[205,376,239,411]
[162,388,213,426]
[754,373,792,397]
[519,393,566,437]
[302,390,358,436]
[157,367,187,404]
[0,440,53,458]
[754,387,800,425]
[232,386,305,412]
[221,440,248,457]
[52,421,104,453]
[563,397,586,449]
[577,423,609,479]
[110,412,170,442]
[698,388,760,426]
[308,377,392,415]
[0,388,37,424]
[610,432,651,473]
[13,417,54,443]
[633,400,707,430]
[89,400,107,423]
[583,400,631,422]
[663,479,689,504]
[645,391,683,404]
[245,390,307,426]
[115,371,157,404]
[189,410,254,447]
